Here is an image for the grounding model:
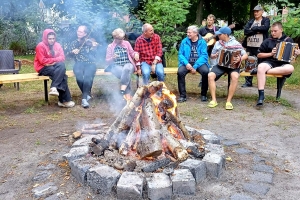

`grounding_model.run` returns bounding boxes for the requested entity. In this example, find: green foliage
[9,41,27,55]
[138,0,191,49]
[233,29,245,43]
[271,0,300,39]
